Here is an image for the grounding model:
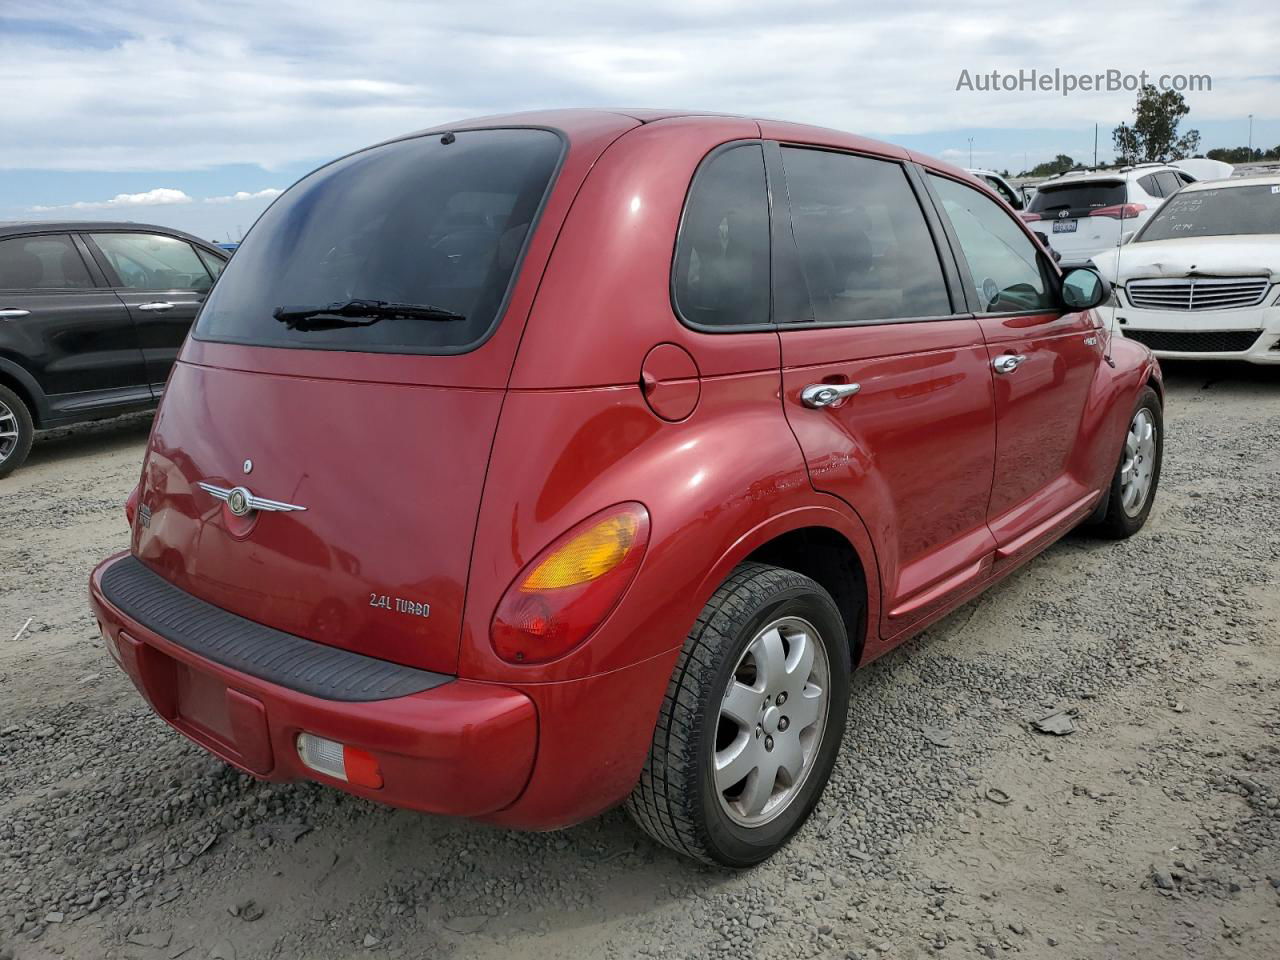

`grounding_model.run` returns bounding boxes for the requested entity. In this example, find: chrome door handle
[0,308,30,319]
[137,301,175,312]
[992,354,1027,375]
[801,382,861,408]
